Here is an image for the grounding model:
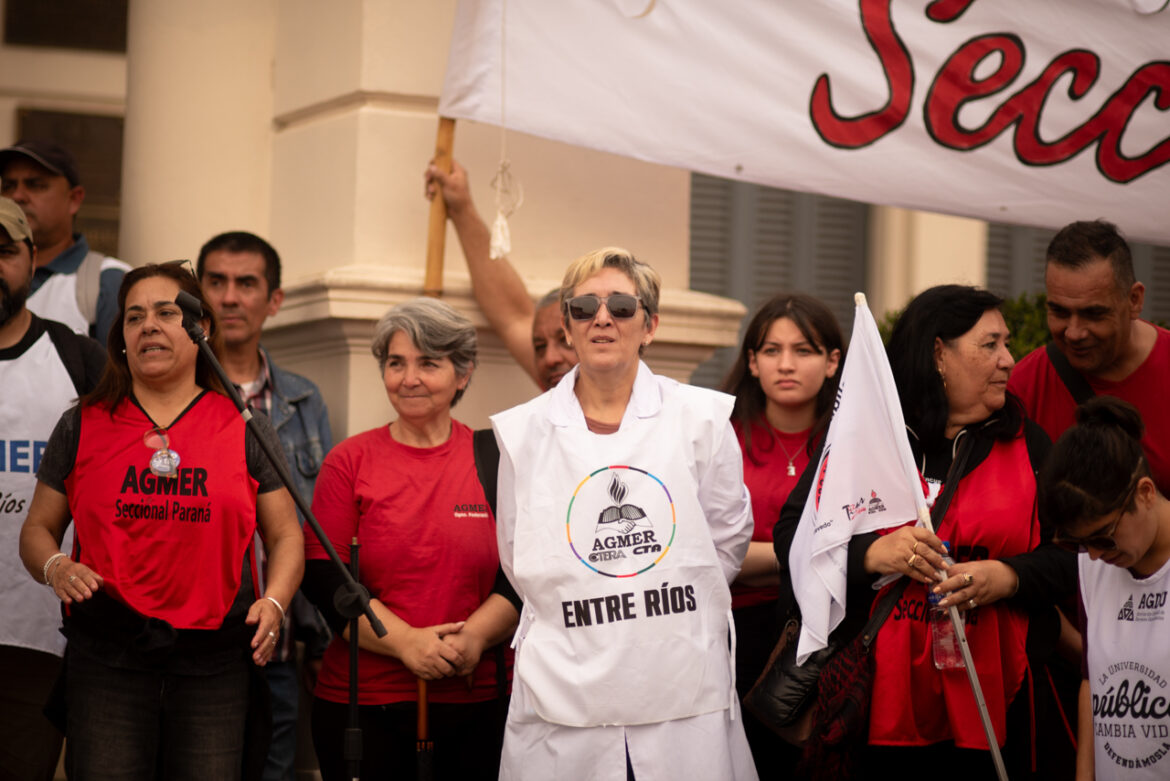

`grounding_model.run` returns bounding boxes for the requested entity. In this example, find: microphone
[174,291,206,341]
